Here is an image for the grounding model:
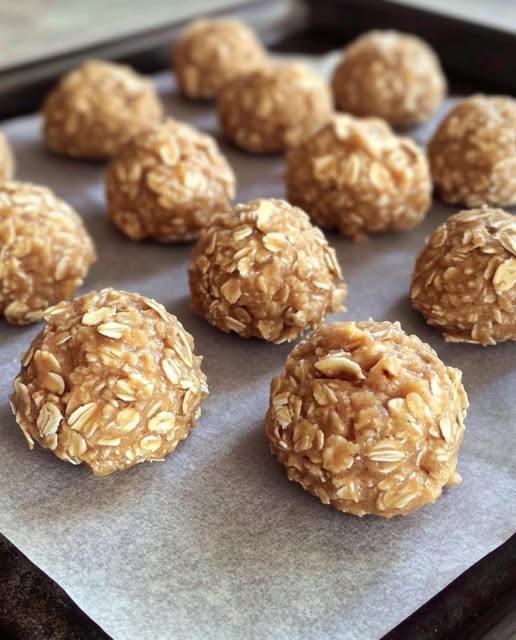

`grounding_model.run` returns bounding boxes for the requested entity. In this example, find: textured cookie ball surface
[285,115,431,241]
[10,289,209,476]
[266,320,468,517]
[429,95,516,207]
[0,182,96,325]
[173,19,267,99]
[411,207,516,346]
[43,60,163,159]
[106,119,236,242]
[0,131,14,182]
[332,30,446,127]
[216,63,332,153]
[189,199,347,343]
